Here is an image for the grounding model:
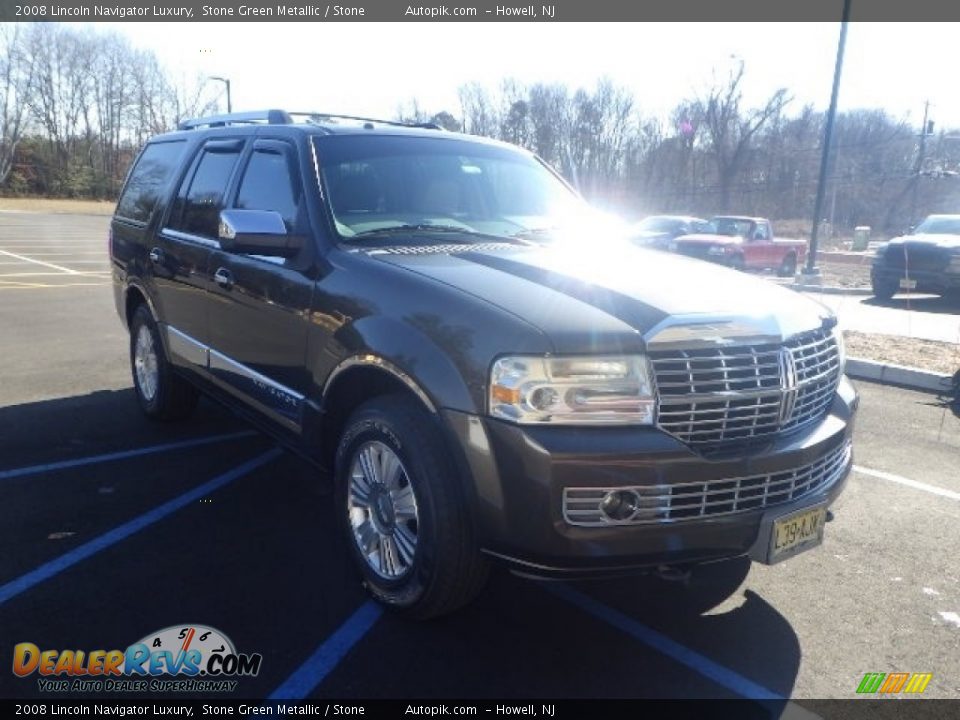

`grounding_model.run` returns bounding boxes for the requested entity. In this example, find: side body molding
[162,323,305,432]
